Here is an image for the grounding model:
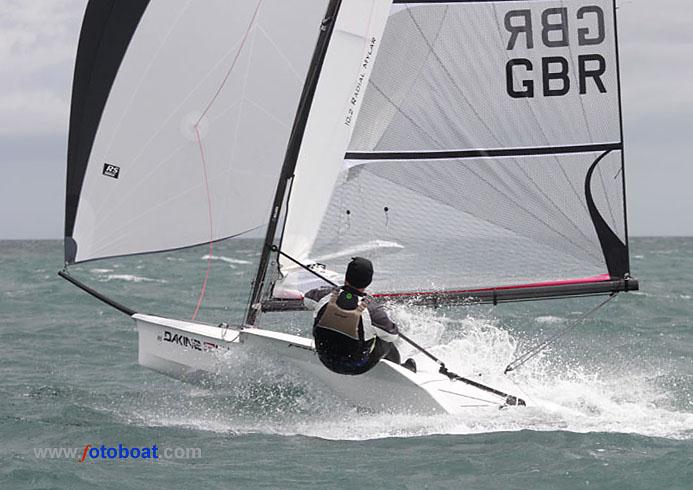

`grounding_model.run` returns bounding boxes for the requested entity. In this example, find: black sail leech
[65,0,150,263]
[585,150,629,278]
